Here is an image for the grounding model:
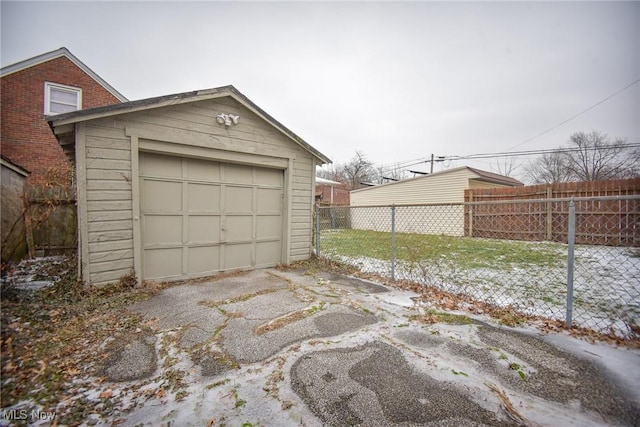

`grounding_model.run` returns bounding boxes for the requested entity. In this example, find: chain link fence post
[566,199,575,328]
[315,204,321,257]
[391,205,396,281]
